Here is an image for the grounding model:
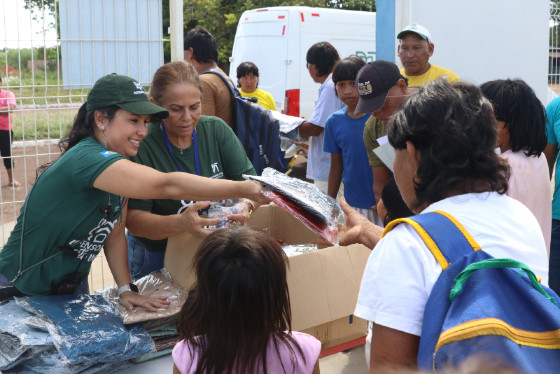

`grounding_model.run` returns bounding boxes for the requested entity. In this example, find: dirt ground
[0,143,60,223]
